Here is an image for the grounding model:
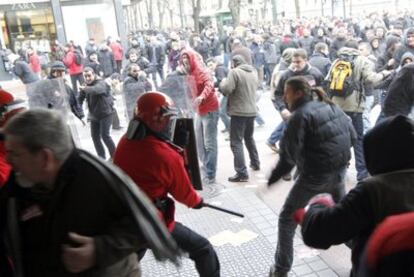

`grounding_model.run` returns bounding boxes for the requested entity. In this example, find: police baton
[202,202,244,218]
